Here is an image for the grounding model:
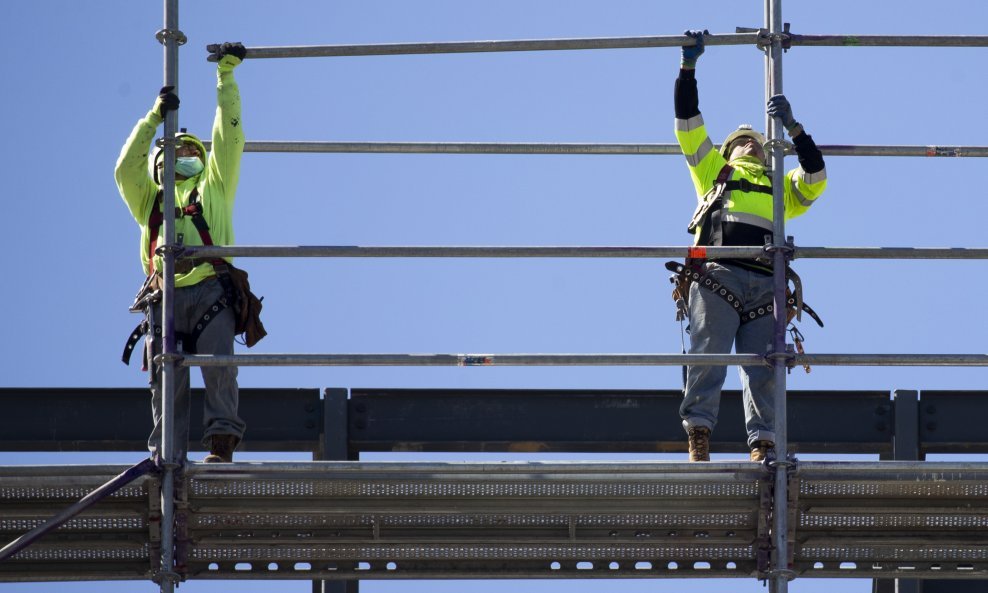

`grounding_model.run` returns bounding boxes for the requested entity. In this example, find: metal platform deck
[2,461,987,582]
